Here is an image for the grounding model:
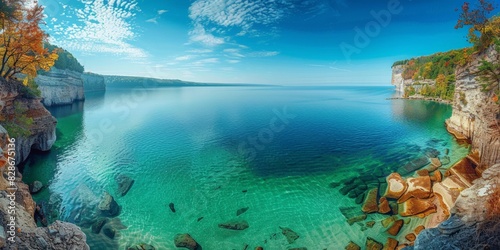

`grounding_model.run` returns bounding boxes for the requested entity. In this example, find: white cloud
[187,49,213,54]
[188,0,293,46]
[158,9,168,15]
[146,18,157,24]
[175,55,194,61]
[188,23,225,47]
[227,59,240,64]
[248,51,279,57]
[49,0,146,58]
